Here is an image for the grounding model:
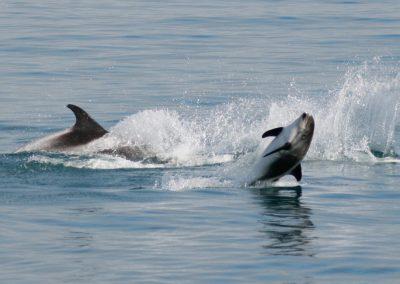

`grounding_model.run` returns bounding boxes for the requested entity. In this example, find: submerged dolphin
[16,104,108,152]
[248,113,315,185]
[17,104,163,162]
